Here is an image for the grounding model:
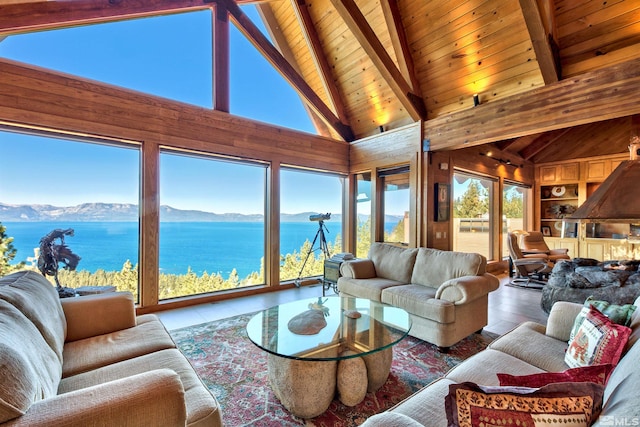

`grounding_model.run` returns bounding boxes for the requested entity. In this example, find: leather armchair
[521,231,570,263]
